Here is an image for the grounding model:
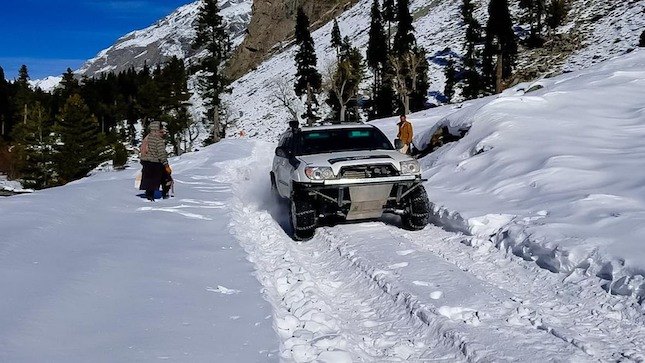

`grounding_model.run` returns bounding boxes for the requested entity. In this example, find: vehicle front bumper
[293,176,427,220]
